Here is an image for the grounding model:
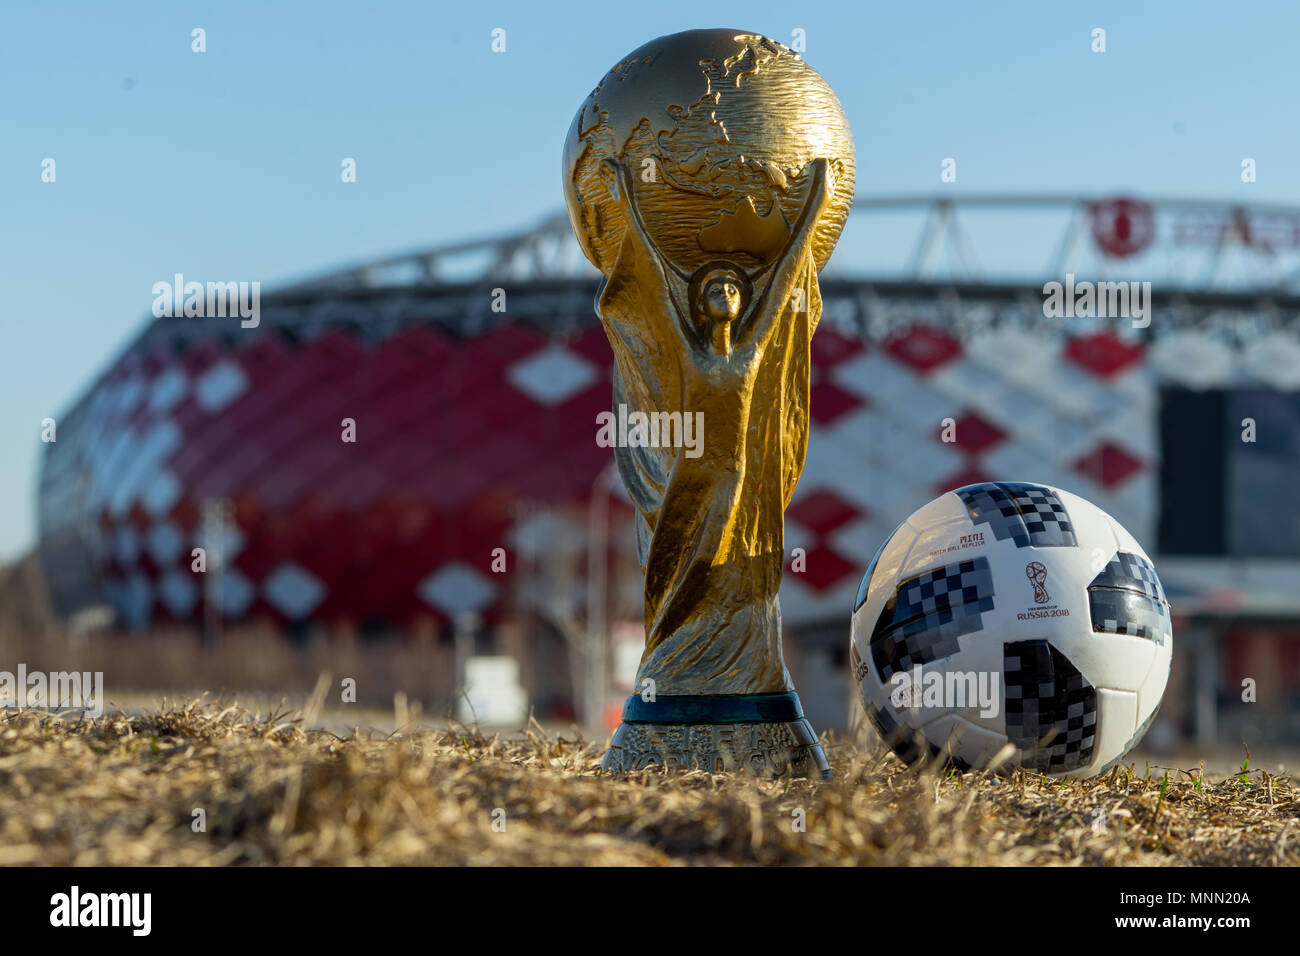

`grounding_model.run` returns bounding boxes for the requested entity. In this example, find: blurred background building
[29,194,1300,743]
